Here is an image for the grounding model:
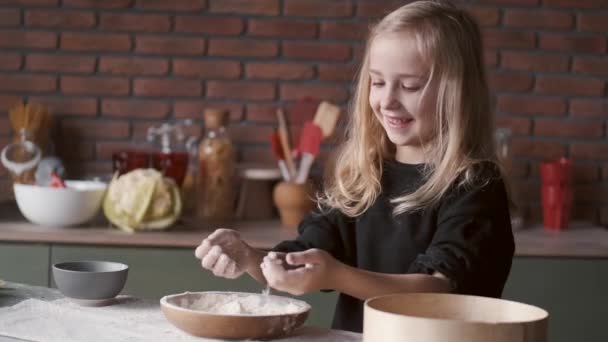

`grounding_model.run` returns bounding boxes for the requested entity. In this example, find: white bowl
[14,180,107,227]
